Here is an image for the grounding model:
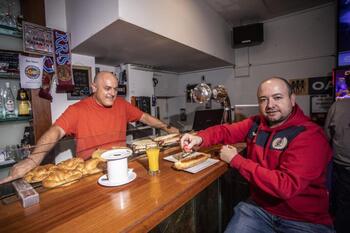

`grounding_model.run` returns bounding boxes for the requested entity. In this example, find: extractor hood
[72,20,233,73]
